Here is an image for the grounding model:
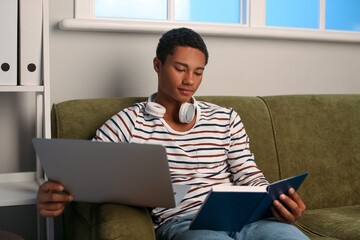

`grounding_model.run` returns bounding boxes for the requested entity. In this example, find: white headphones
[145,93,197,124]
